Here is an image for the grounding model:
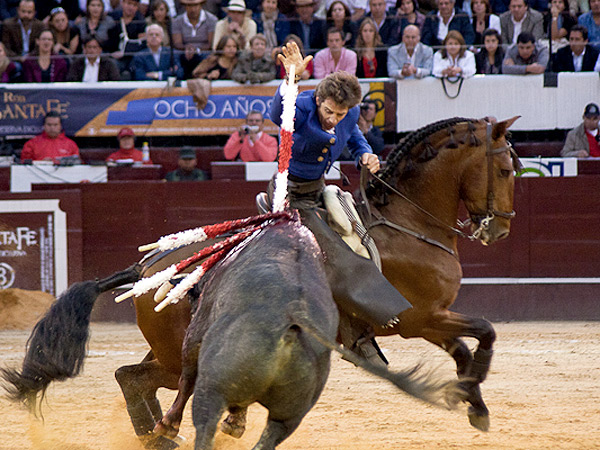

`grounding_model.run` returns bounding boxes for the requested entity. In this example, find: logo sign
[518,158,578,177]
[0,200,67,295]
